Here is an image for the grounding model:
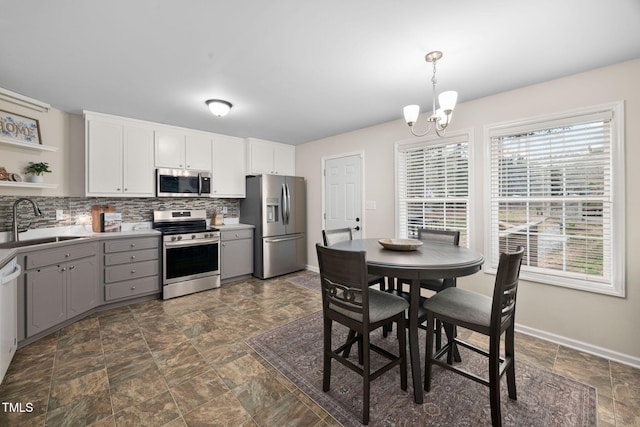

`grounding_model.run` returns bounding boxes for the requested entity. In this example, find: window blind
[489,113,615,288]
[397,134,469,245]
